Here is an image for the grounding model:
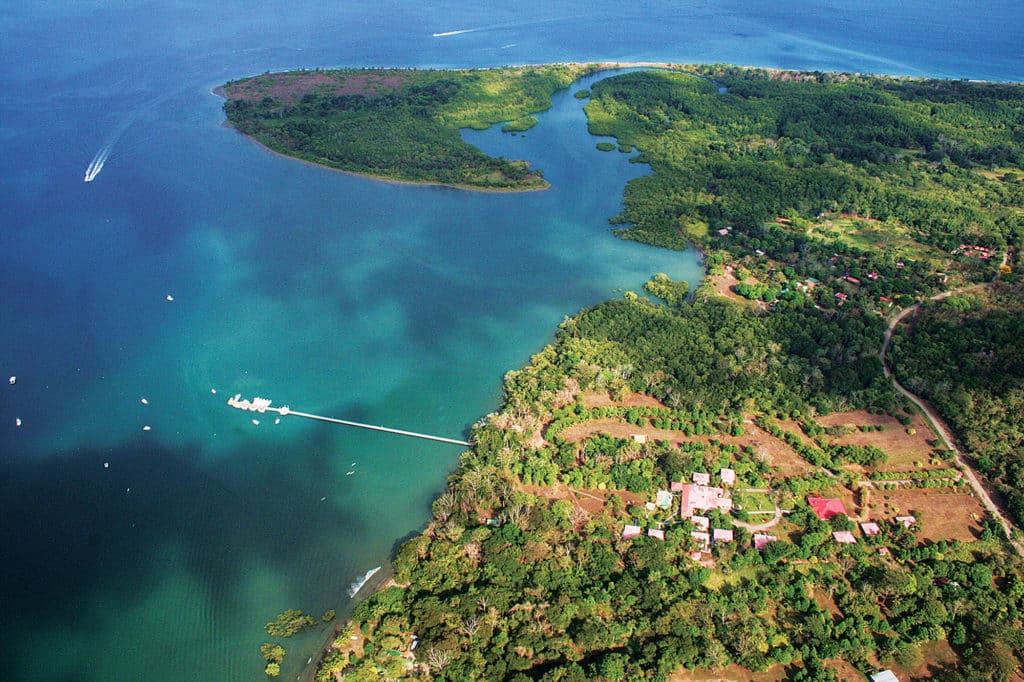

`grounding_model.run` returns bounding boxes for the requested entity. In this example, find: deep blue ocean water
[1,1,1021,680]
